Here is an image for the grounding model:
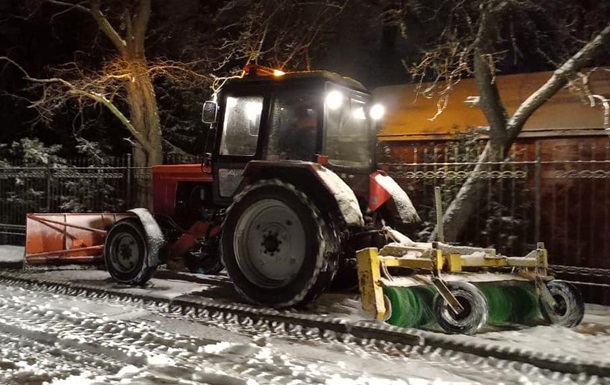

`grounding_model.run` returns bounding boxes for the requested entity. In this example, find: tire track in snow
[0,285,459,384]
[0,280,608,384]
